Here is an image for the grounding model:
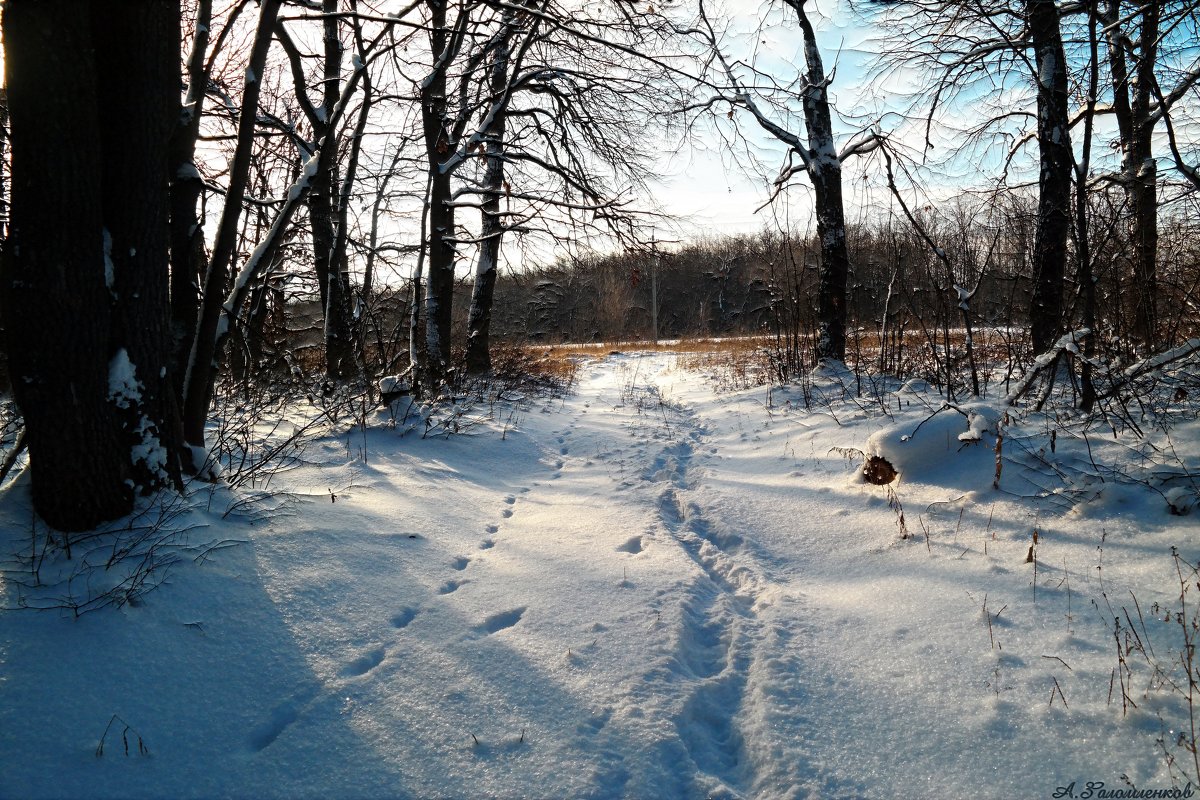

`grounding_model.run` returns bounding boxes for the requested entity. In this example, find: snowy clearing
[3,352,1200,799]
